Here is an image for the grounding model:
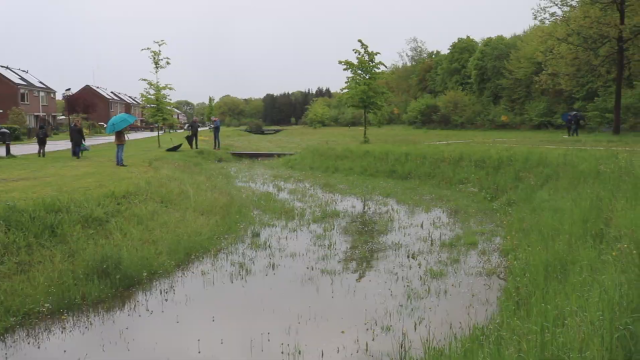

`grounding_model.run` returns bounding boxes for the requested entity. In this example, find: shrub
[403,96,440,128]
[303,98,333,128]
[523,98,556,129]
[246,120,264,132]
[0,125,23,142]
[438,90,477,127]
[7,108,27,128]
